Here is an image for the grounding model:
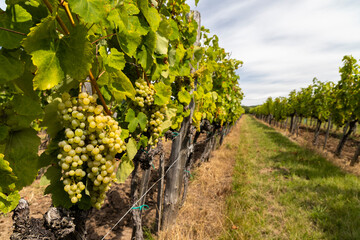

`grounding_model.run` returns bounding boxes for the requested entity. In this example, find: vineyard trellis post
[161,10,201,230]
